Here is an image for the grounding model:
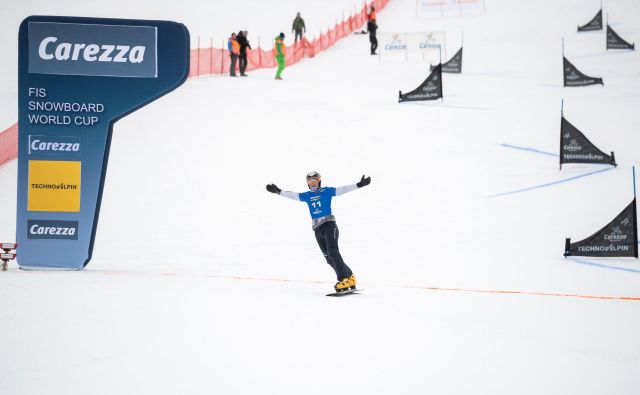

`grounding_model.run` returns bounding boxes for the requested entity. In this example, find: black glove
[266,183,281,194]
[356,175,371,188]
